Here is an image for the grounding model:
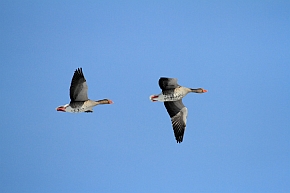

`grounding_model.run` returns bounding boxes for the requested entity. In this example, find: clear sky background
[1,1,289,192]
